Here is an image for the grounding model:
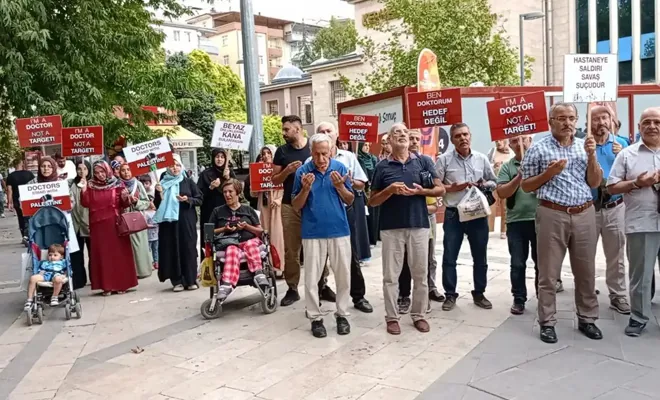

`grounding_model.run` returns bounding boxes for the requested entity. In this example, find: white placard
[123,137,171,163]
[563,54,618,103]
[211,121,254,151]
